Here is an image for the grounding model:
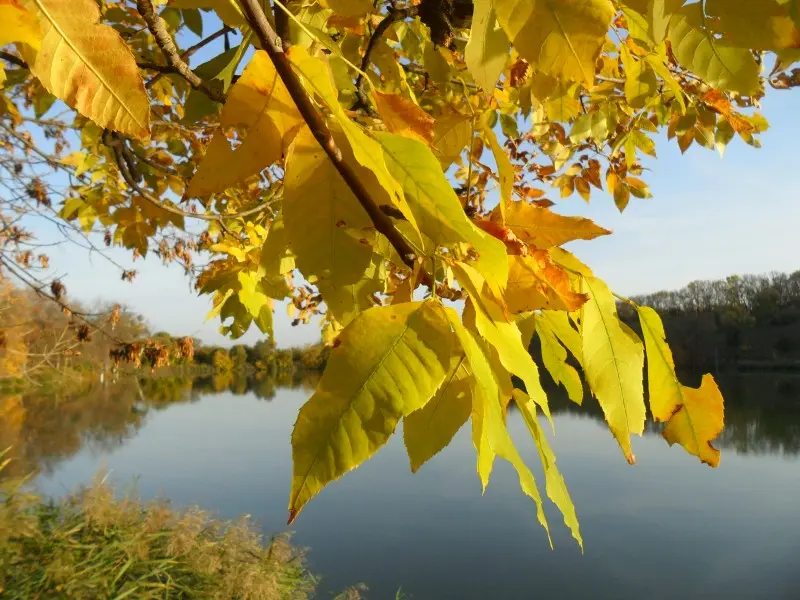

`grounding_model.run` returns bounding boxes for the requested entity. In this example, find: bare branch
[101,131,276,223]
[135,0,226,103]
[0,50,27,69]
